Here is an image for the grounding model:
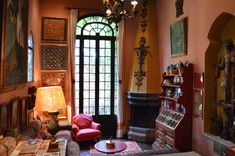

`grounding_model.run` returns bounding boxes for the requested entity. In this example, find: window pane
[84,91,89,98]
[106,41,111,48]
[105,99,110,106]
[90,66,95,74]
[27,49,33,82]
[84,40,90,47]
[27,32,34,82]
[75,48,80,56]
[105,83,110,89]
[99,107,104,115]
[84,57,89,64]
[100,41,105,48]
[100,82,104,89]
[100,57,105,65]
[84,48,90,56]
[90,74,95,81]
[90,40,95,48]
[75,16,118,115]
[105,107,110,115]
[75,40,80,47]
[90,91,95,98]
[106,49,111,56]
[105,66,110,73]
[90,48,96,56]
[84,65,89,73]
[100,49,105,56]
